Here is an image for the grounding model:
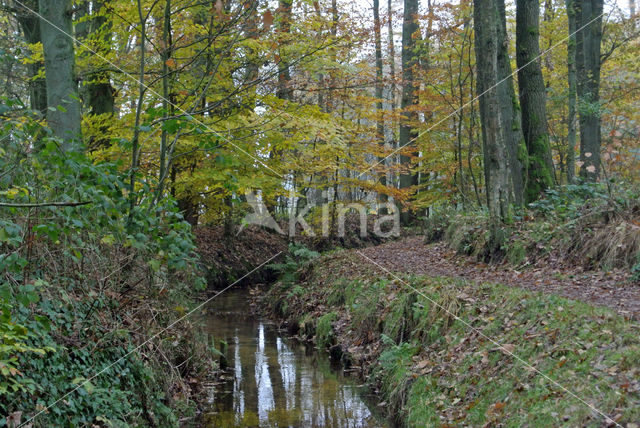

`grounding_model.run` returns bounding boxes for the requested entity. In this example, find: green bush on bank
[0,102,210,426]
